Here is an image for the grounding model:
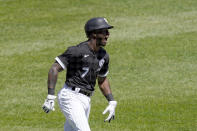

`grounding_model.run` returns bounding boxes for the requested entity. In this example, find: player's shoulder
[65,46,78,55]
[66,41,87,54]
[76,41,89,49]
